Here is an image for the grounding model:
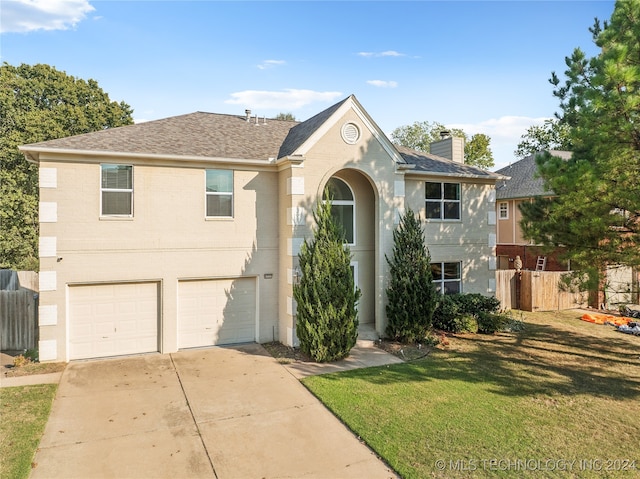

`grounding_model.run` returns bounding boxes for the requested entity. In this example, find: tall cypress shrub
[293,194,361,362]
[385,208,438,342]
